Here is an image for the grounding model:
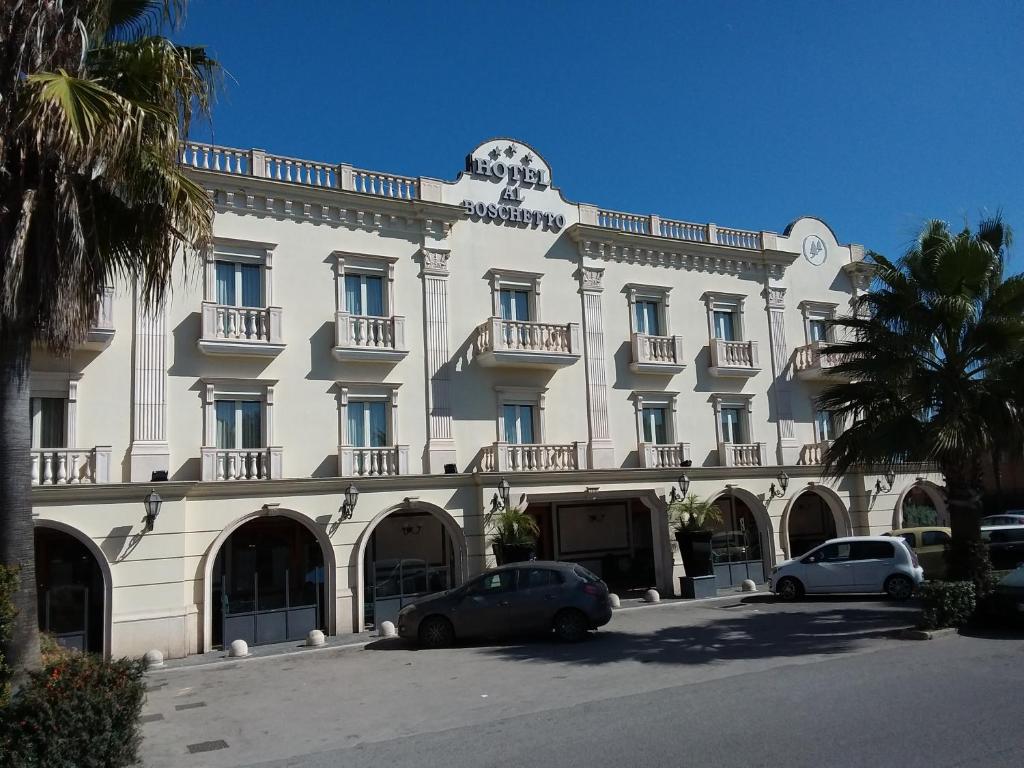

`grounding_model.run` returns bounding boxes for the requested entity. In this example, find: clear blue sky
[177,0,1023,263]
